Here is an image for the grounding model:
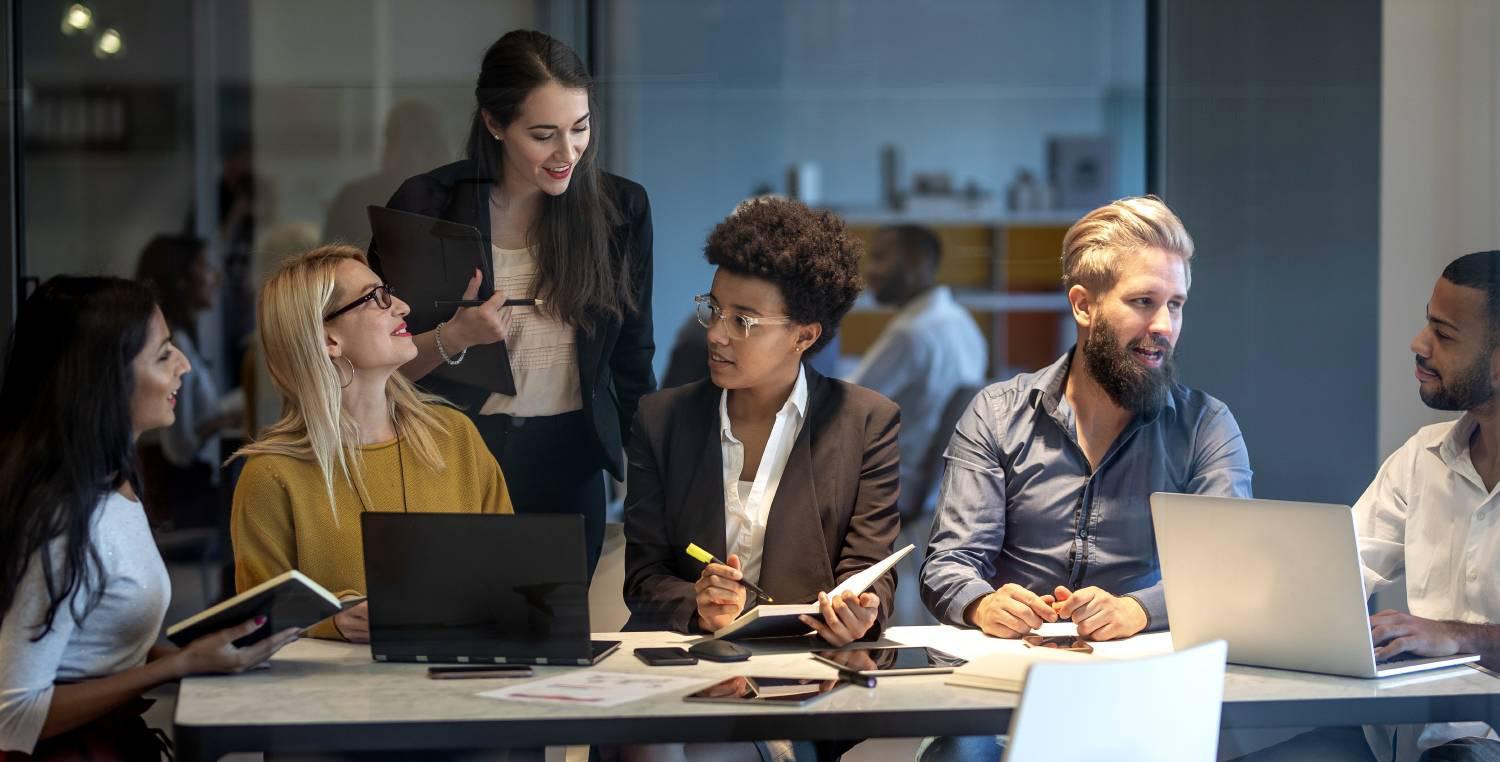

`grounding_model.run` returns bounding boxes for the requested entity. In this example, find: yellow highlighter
[685,543,774,603]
